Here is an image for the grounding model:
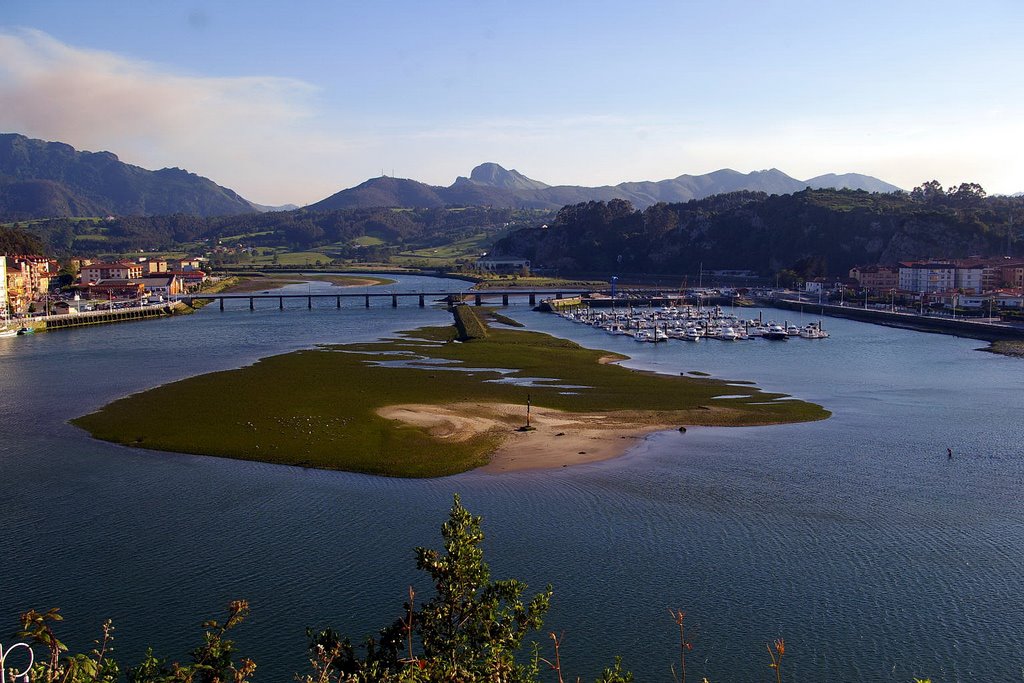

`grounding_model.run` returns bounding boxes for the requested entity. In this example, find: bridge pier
[365,294,370,308]
[392,294,398,308]
[249,297,254,311]
[419,294,425,307]
[220,298,224,311]
[307,296,312,310]
[502,294,509,306]
[279,297,284,311]
[529,293,536,306]
[336,296,341,309]
[474,293,482,306]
